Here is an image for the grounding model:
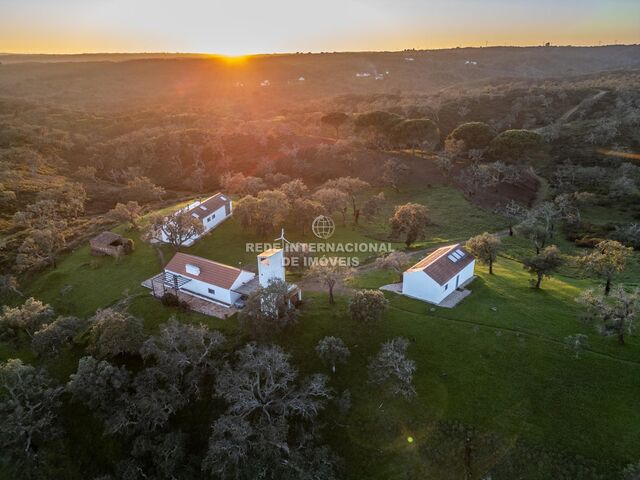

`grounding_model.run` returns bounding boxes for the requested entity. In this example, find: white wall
[159,200,232,247]
[402,260,475,305]
[402,270,443,304]
[258,250,285,287]
[165,269,234,305]
[230,271,257,304]
[201,204,229,233]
